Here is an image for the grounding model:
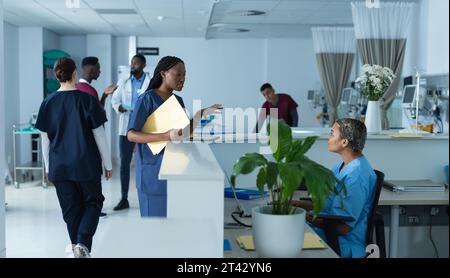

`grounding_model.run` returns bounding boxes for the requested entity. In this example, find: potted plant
[355,64,396,133]
[231,120,345,257]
